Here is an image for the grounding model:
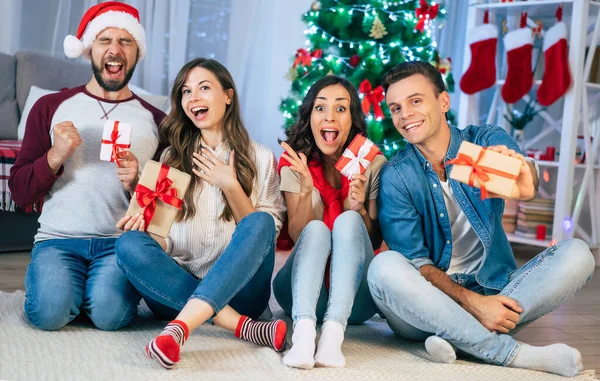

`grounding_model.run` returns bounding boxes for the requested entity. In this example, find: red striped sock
[235,315,287,352]
[146,320,190,369]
